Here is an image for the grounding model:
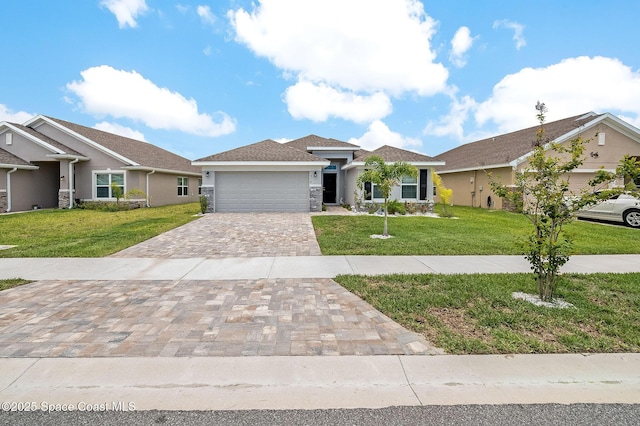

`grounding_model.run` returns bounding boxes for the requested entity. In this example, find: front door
[323,174,337,204]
